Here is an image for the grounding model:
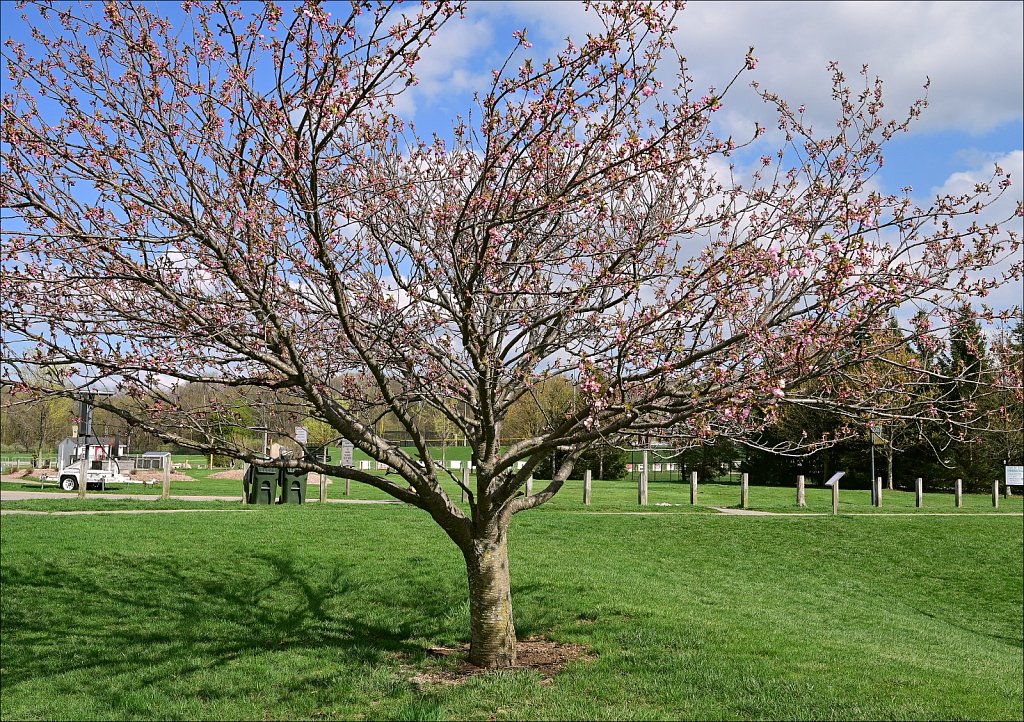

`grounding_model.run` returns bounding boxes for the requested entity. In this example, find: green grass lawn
[1,502,1021,720]
[7,469,1024,517]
